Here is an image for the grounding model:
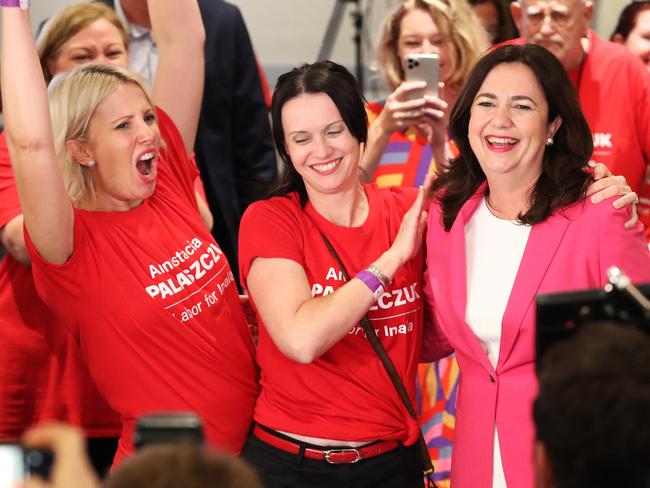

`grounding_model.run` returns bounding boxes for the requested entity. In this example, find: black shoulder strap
[318,231,436,486]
